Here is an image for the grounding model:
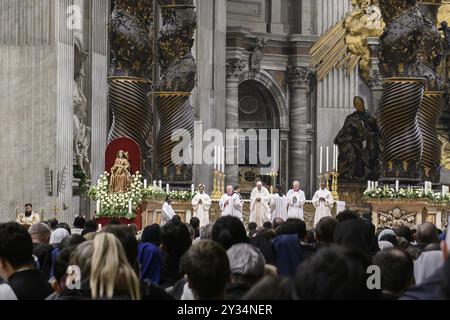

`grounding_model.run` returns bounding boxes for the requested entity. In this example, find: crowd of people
[1,209,450,300]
